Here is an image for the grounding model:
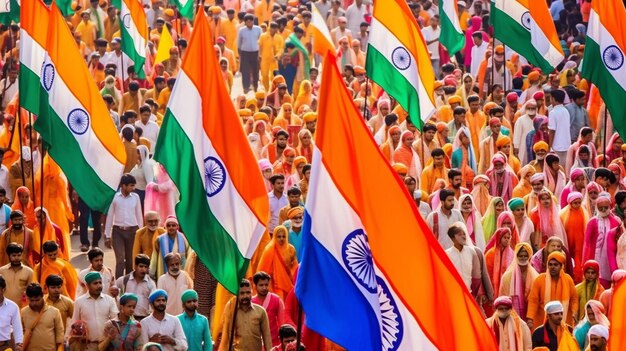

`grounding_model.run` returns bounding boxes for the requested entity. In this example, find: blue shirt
[289,228,303,262]
[178,311,213,351]
[237,25,262,52]
[550,0,564,21]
